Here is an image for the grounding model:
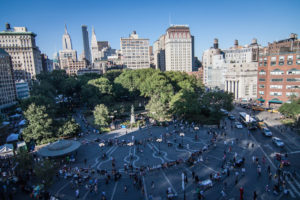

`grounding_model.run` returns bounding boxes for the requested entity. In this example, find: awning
[269,98,283,104]
[257,98,265,102]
